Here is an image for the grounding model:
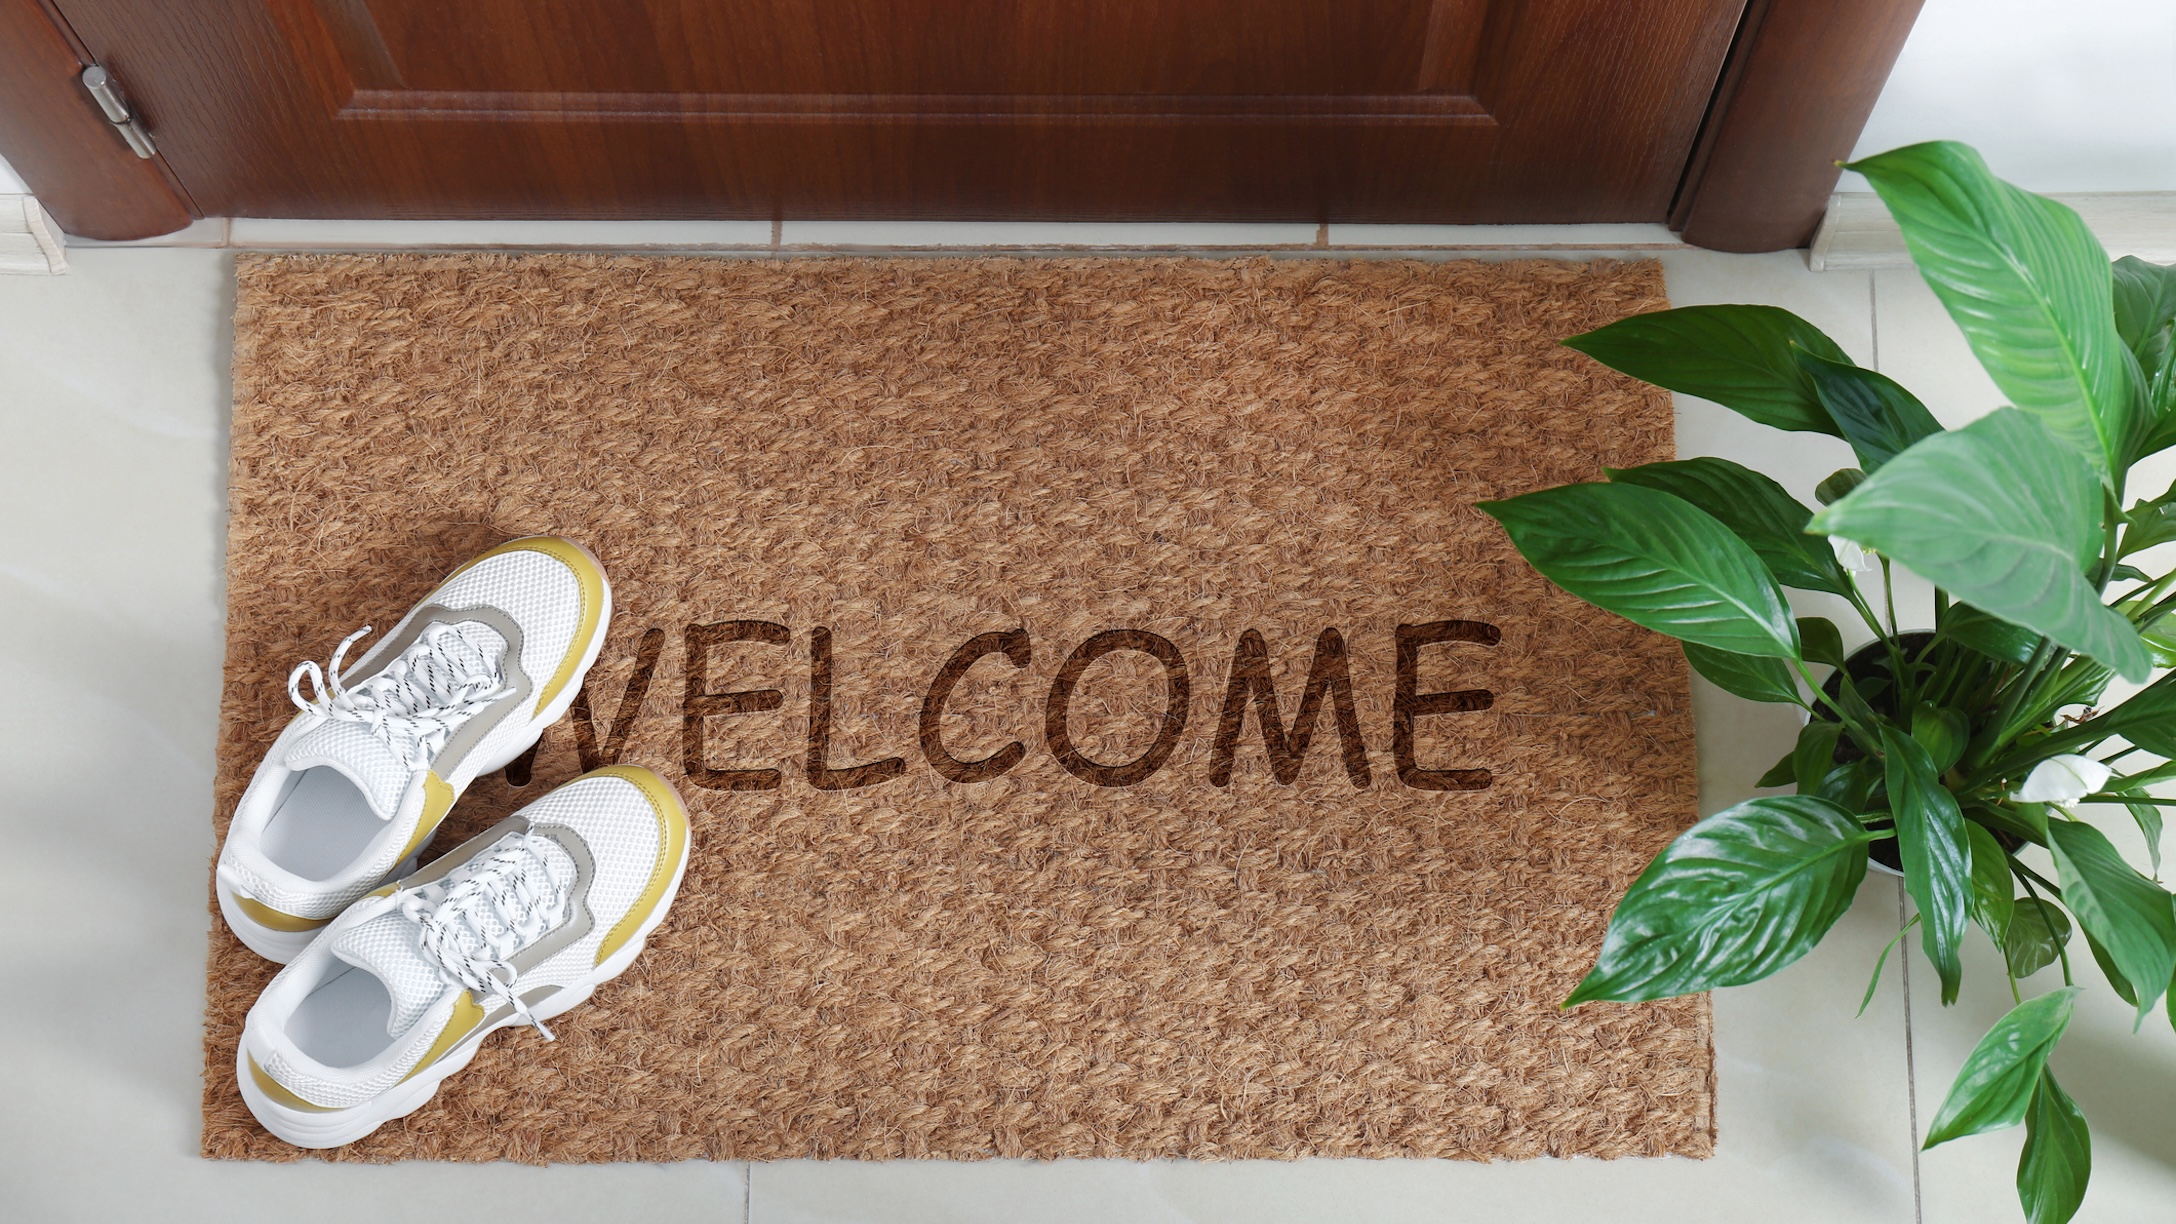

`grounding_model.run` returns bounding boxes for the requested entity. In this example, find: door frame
[0,0,1921,249]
